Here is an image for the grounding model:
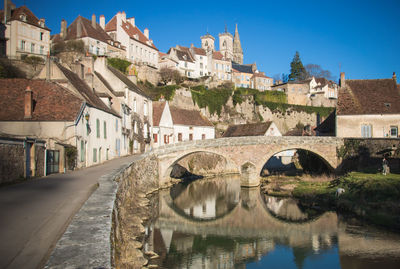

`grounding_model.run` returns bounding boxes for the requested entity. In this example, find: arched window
[223,41,226,47]
[205,41,208,47]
